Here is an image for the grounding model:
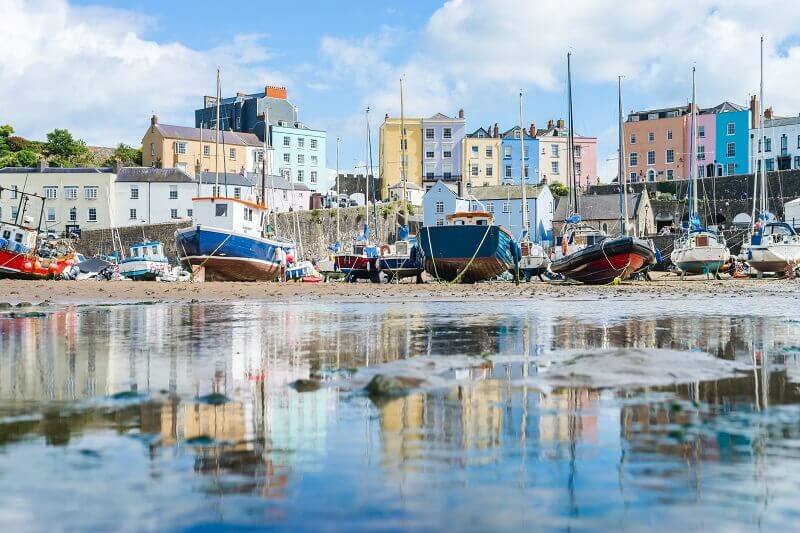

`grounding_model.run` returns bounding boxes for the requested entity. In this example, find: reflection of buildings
[539,389,599,445]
